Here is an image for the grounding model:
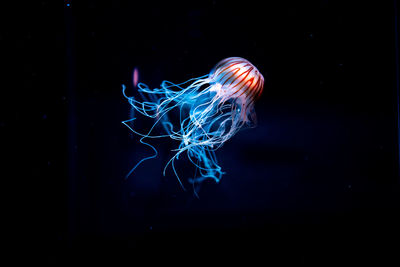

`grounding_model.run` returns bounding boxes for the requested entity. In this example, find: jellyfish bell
[122,57,264,189]
[209,57,264,126]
